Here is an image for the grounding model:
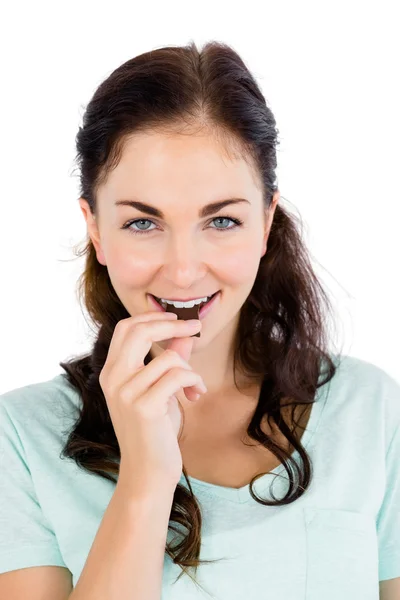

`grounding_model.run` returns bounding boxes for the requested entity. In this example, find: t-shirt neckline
[178,358,332,504]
